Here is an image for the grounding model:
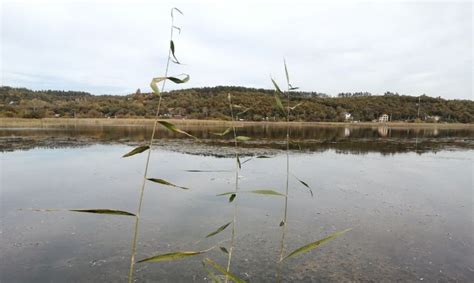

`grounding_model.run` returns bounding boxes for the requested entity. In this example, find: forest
[1,86,472,123]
